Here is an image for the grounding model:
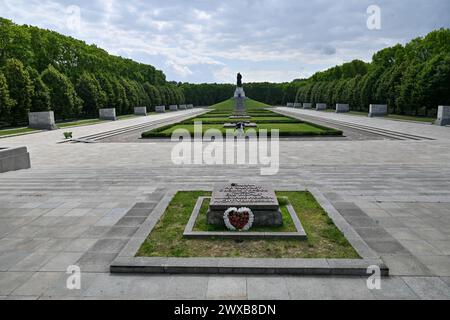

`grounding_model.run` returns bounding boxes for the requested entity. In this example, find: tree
[41,65,81,119]
[2,58,33,125]
[0,72,15,123]
[76,72,107,117]
[416,53,450,116]
[27,66,51,112]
